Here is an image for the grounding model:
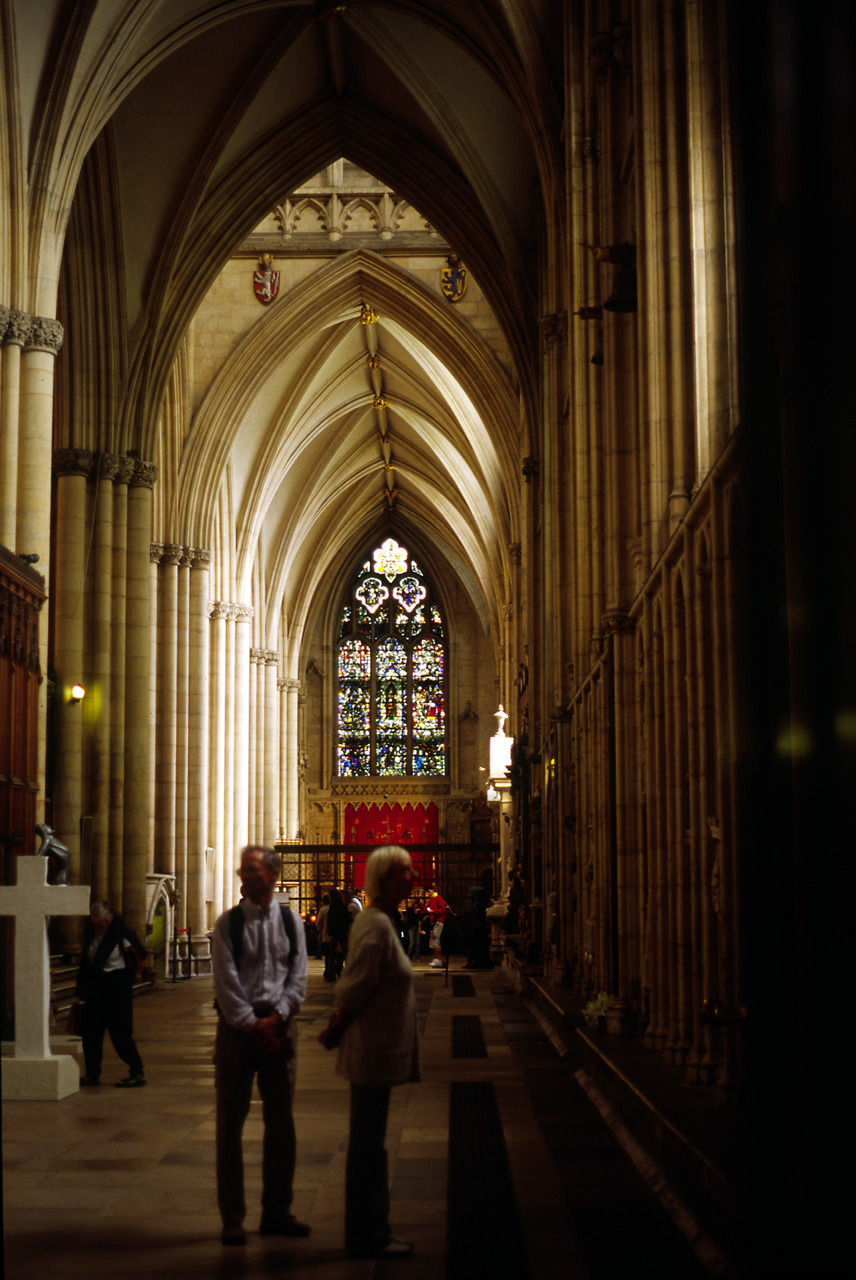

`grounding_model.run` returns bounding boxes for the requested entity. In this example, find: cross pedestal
[0,856,90,1099]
